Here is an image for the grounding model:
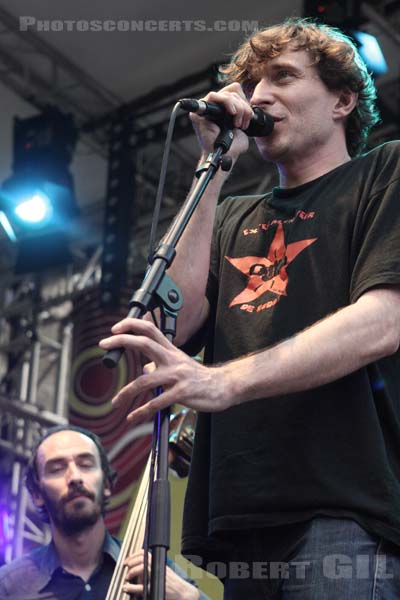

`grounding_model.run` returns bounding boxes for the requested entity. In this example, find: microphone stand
[103,125,234,600]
